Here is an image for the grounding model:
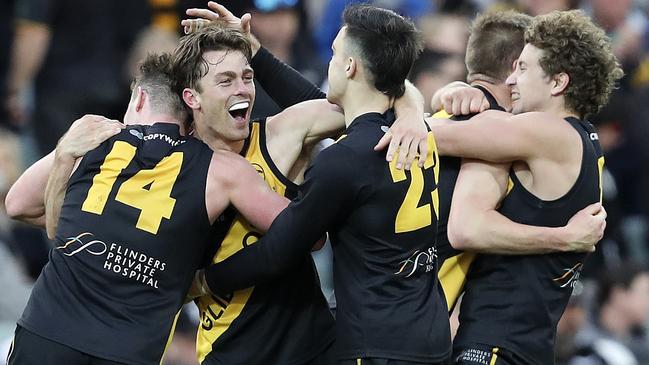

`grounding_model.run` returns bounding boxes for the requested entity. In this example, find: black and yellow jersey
[196,118,335,365]
[203,111,452,363]
[19,123,215,365]
[454,117,604,365]
[433,86,505,311]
